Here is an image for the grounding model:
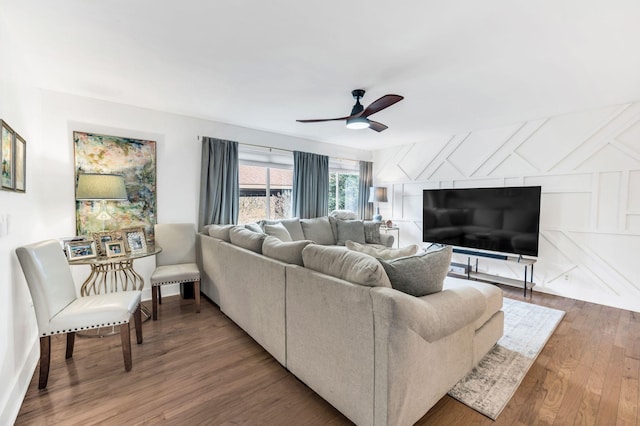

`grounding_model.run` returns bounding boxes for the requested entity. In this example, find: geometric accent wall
[373,102,640,312]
